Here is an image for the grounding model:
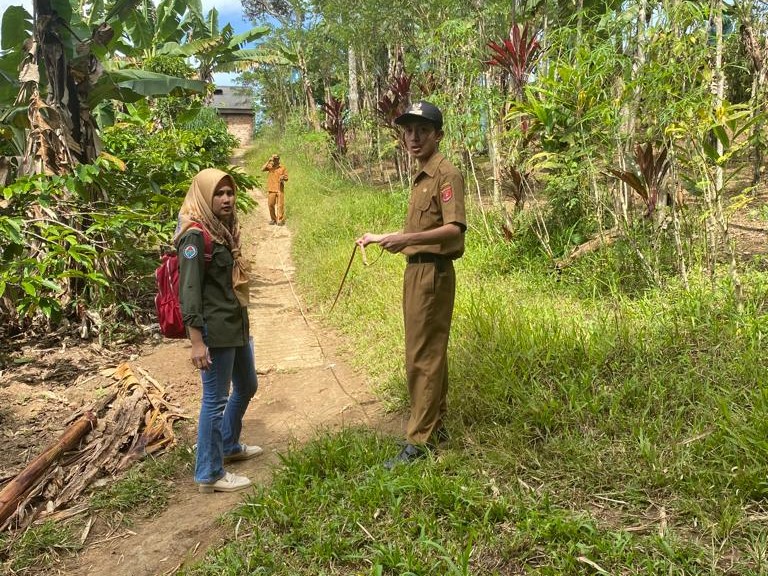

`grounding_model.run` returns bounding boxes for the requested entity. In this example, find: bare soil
[0,179,401,575]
